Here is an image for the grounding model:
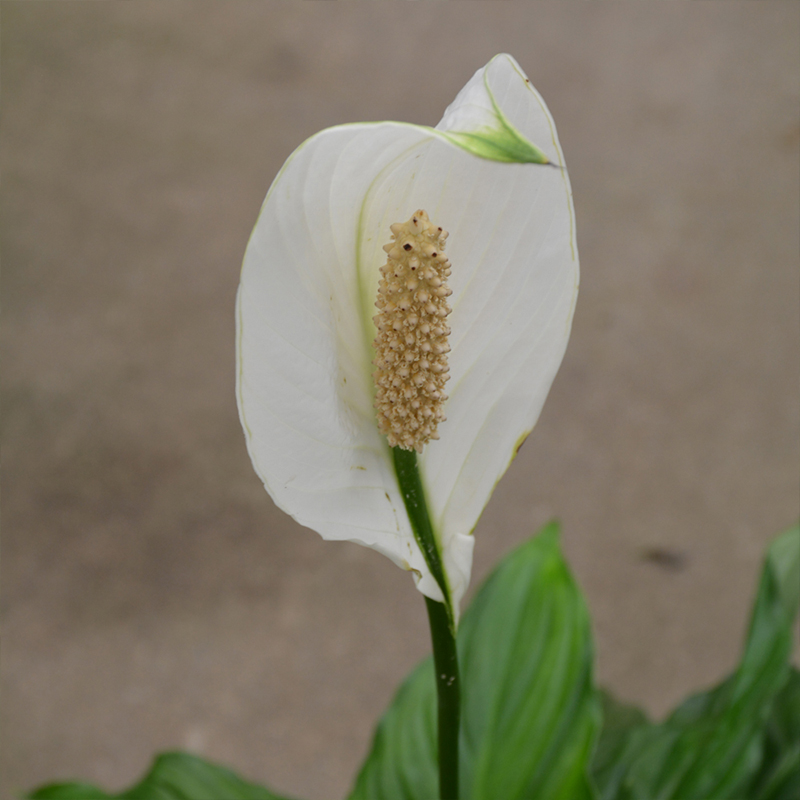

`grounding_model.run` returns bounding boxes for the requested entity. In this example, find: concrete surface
[2,2,798,799]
